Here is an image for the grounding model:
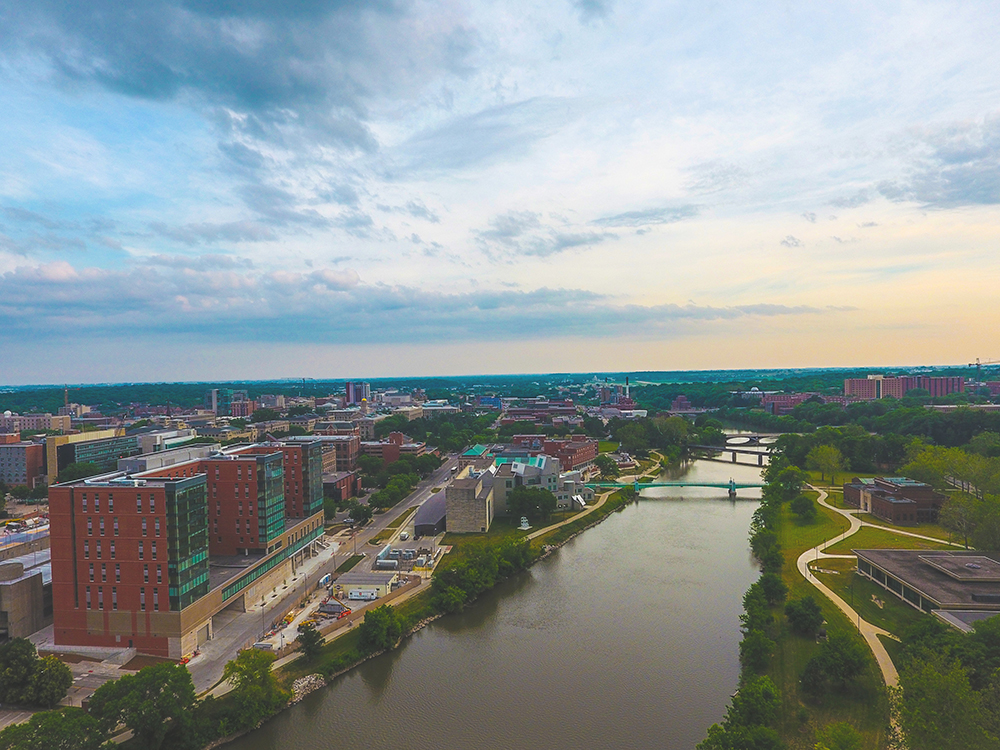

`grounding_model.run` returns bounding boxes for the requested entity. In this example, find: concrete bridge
[689,444,771,466]
[723,433,782,445]
[586,479,764,497]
